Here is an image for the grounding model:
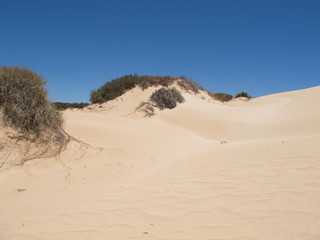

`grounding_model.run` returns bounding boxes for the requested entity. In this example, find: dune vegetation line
[0,66,252,136]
